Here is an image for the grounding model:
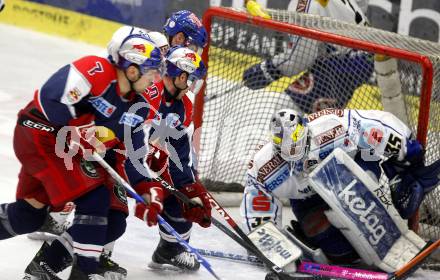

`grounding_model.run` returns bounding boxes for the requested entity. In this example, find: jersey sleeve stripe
[33,90,50,120]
